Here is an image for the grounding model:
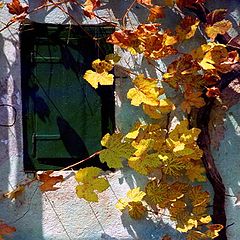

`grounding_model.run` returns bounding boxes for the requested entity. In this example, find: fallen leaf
[37,170,64,192]
[3,185,25,200]
[0,221,16,239]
